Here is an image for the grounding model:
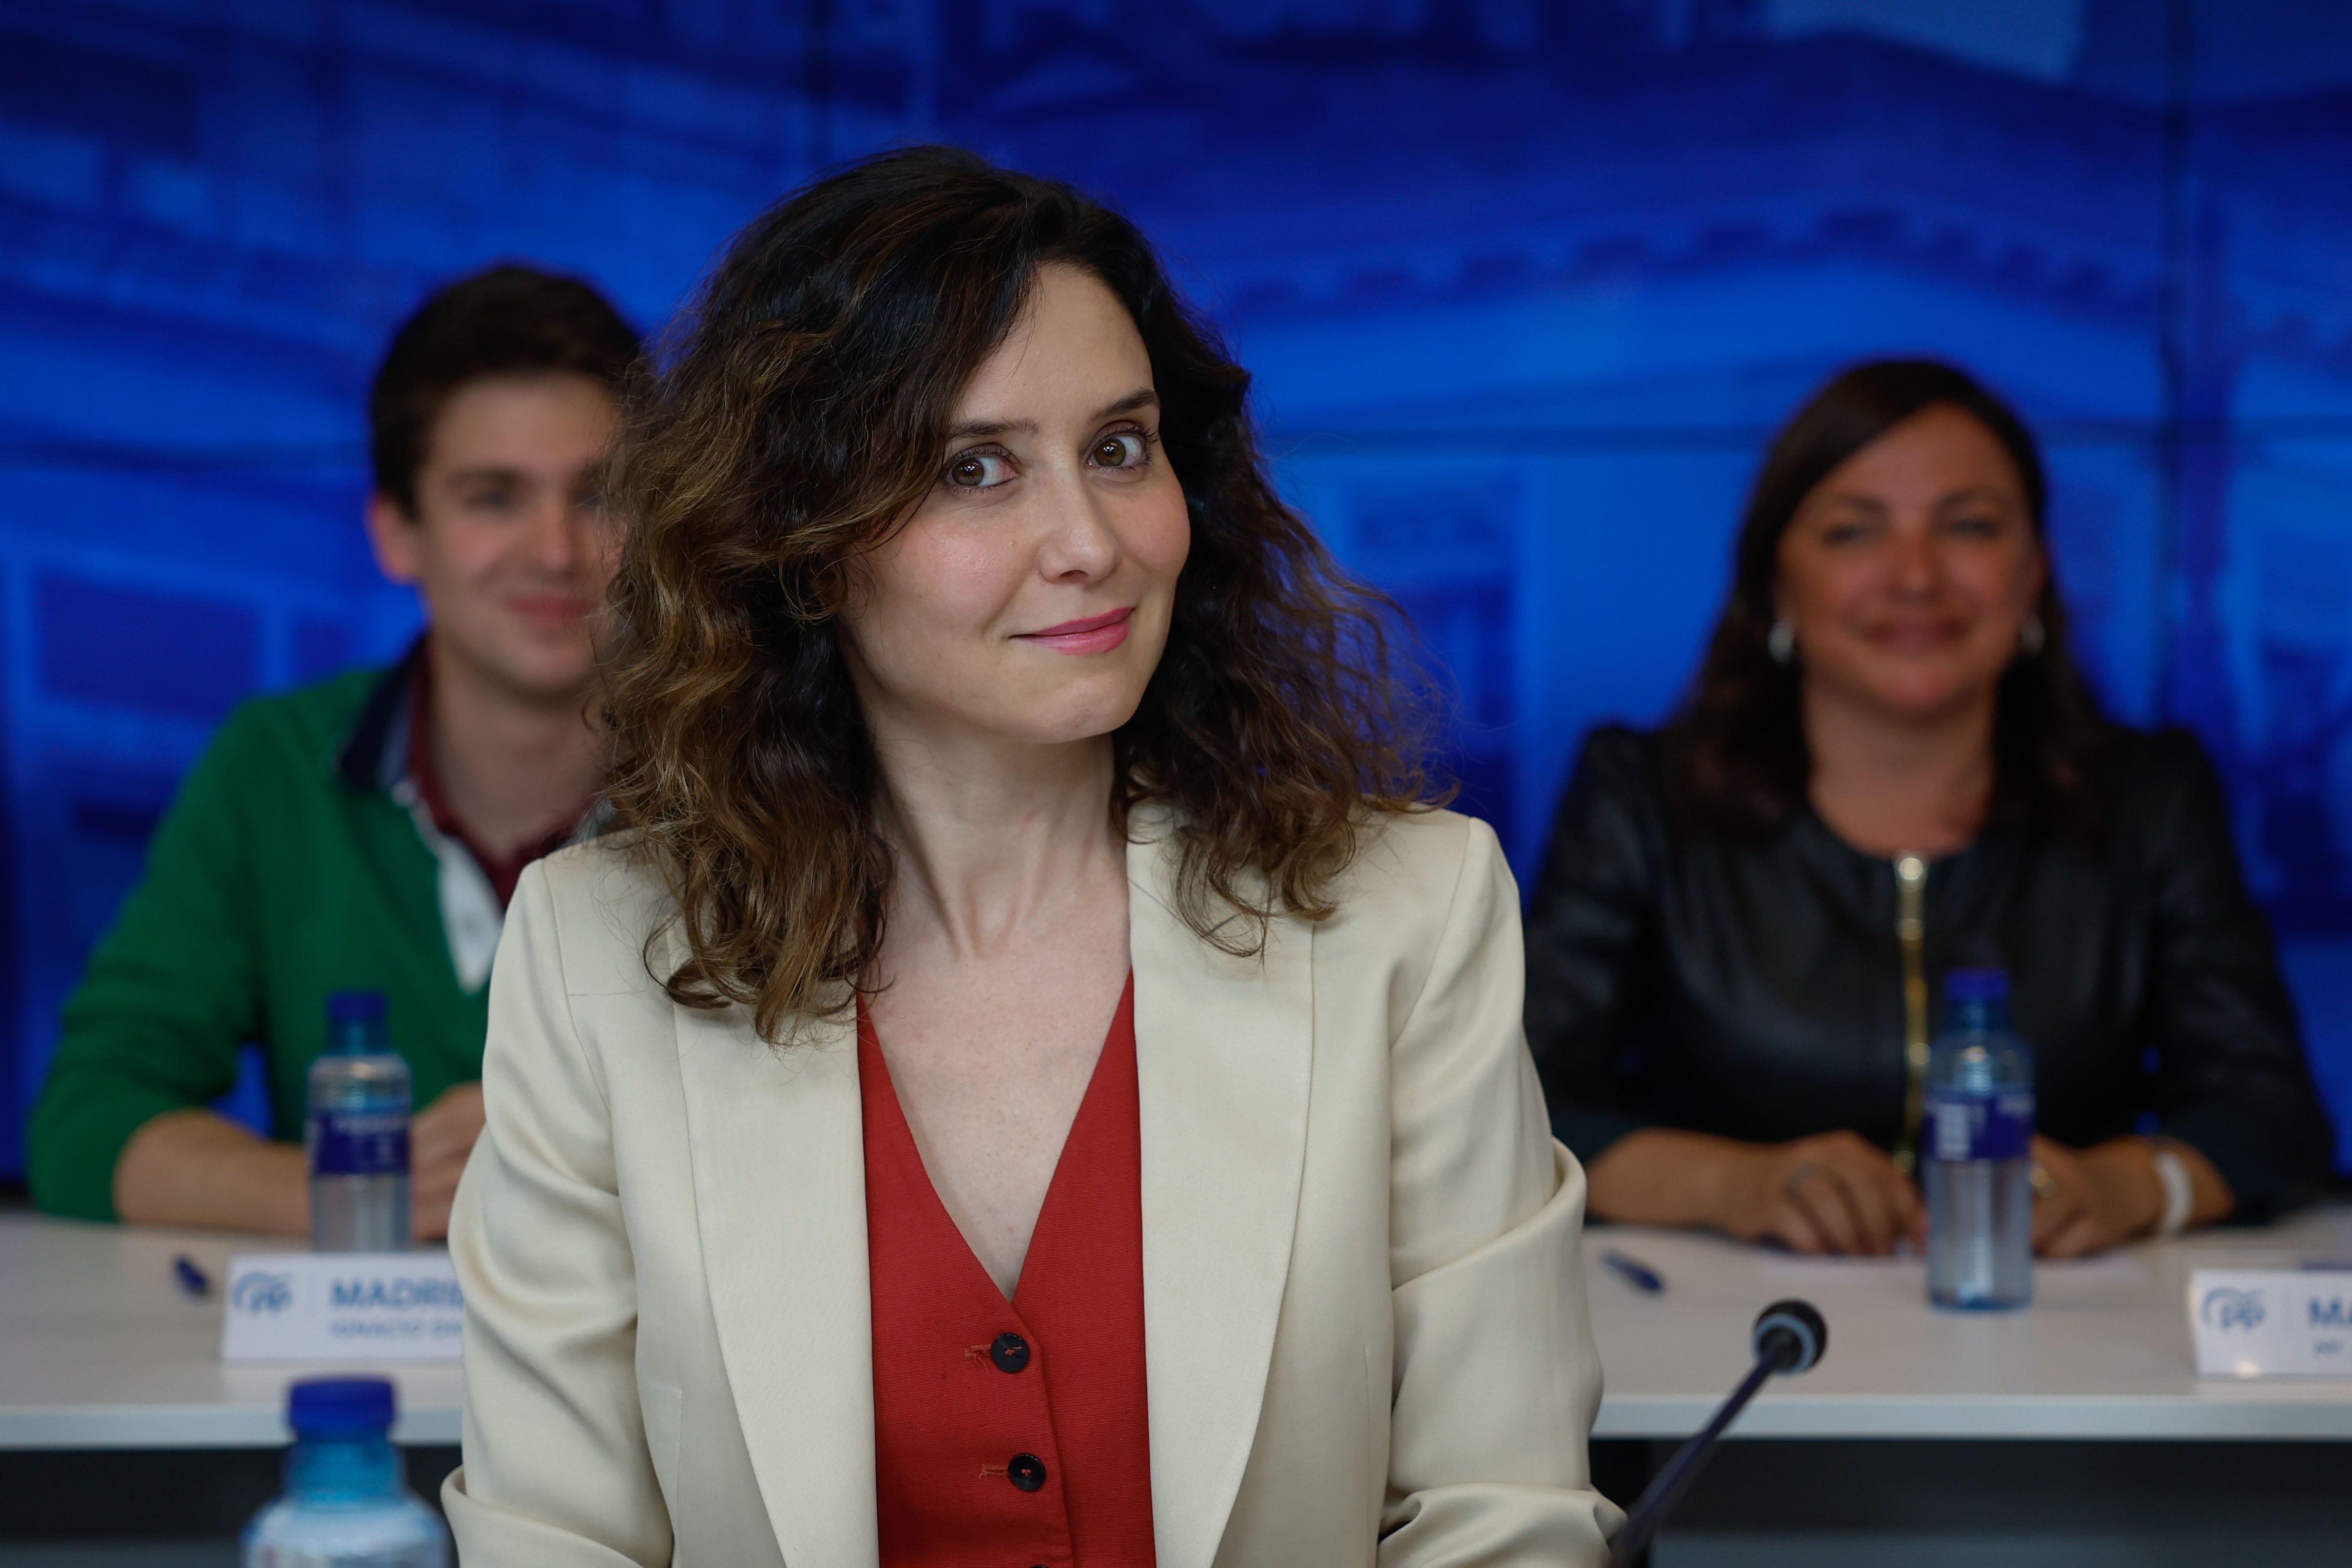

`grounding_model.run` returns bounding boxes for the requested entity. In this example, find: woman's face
[838,263,1190,752]
[1773,403,2046,724]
